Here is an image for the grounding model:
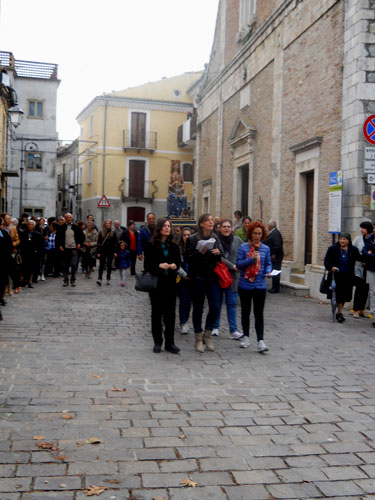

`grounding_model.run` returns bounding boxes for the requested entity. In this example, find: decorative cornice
[290,136,323,153]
